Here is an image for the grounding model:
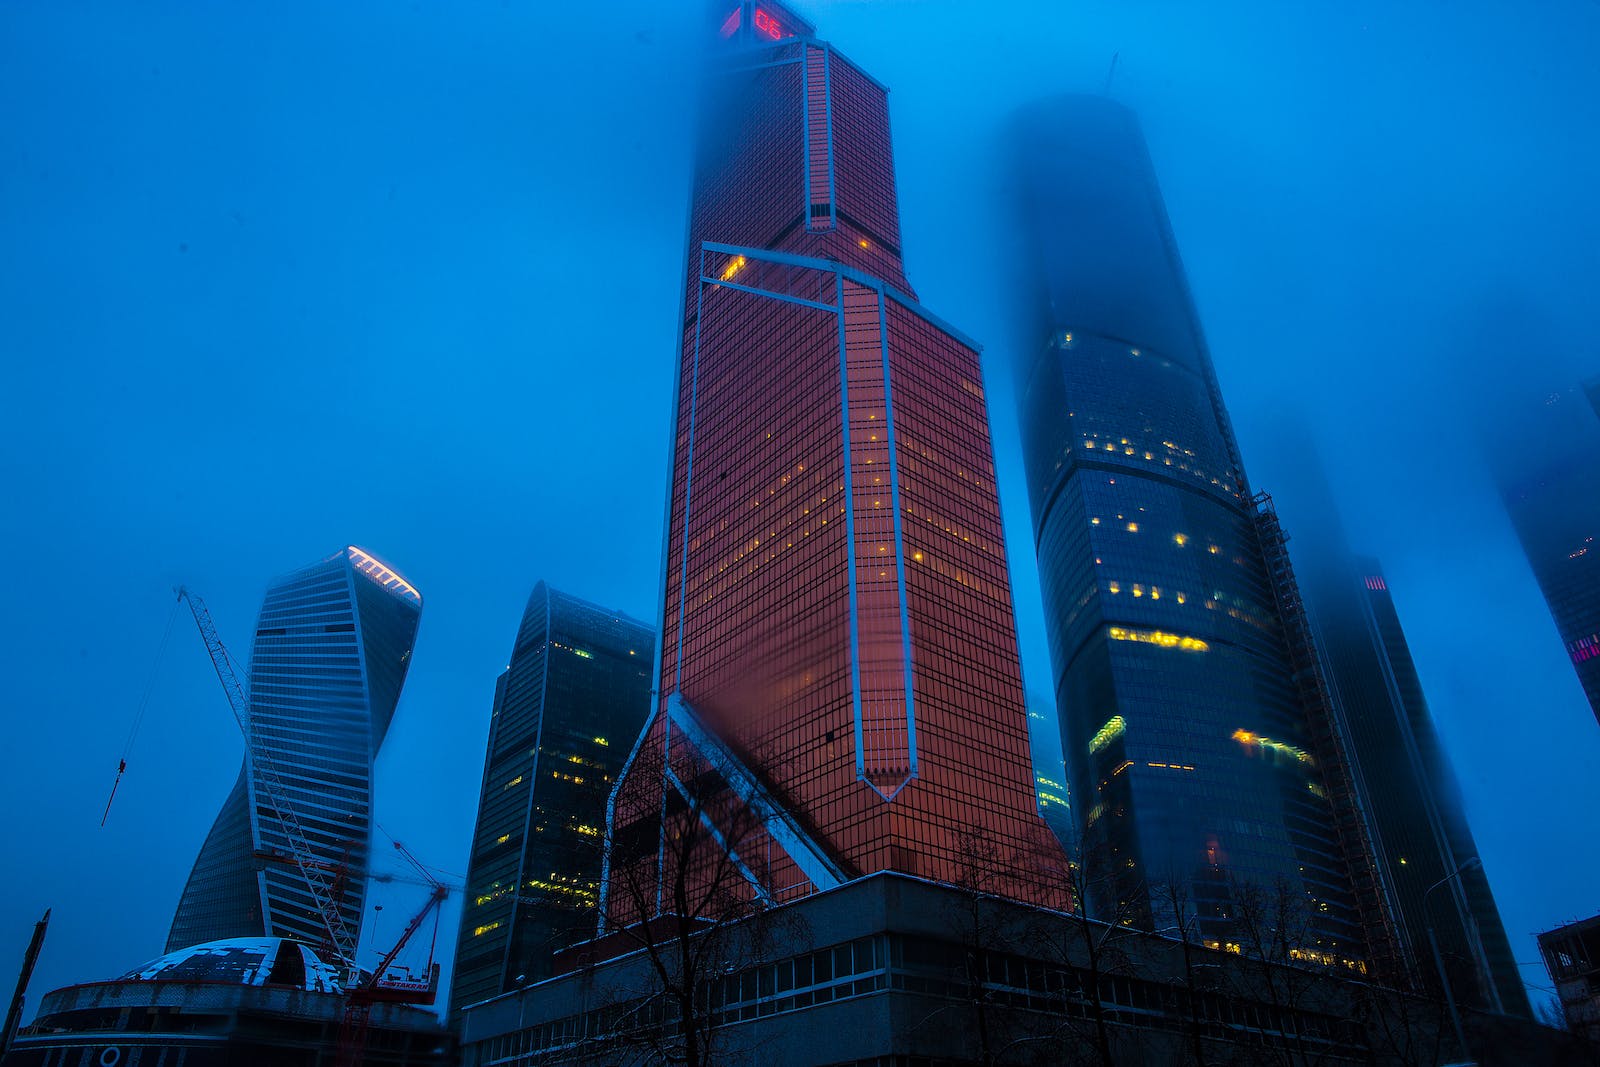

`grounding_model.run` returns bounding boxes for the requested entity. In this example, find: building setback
[167,547,423,961]
[450,583,654,1017]
[1011,95,1389,970]
[603,0,1064,929]
[1496,381,1600,727]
